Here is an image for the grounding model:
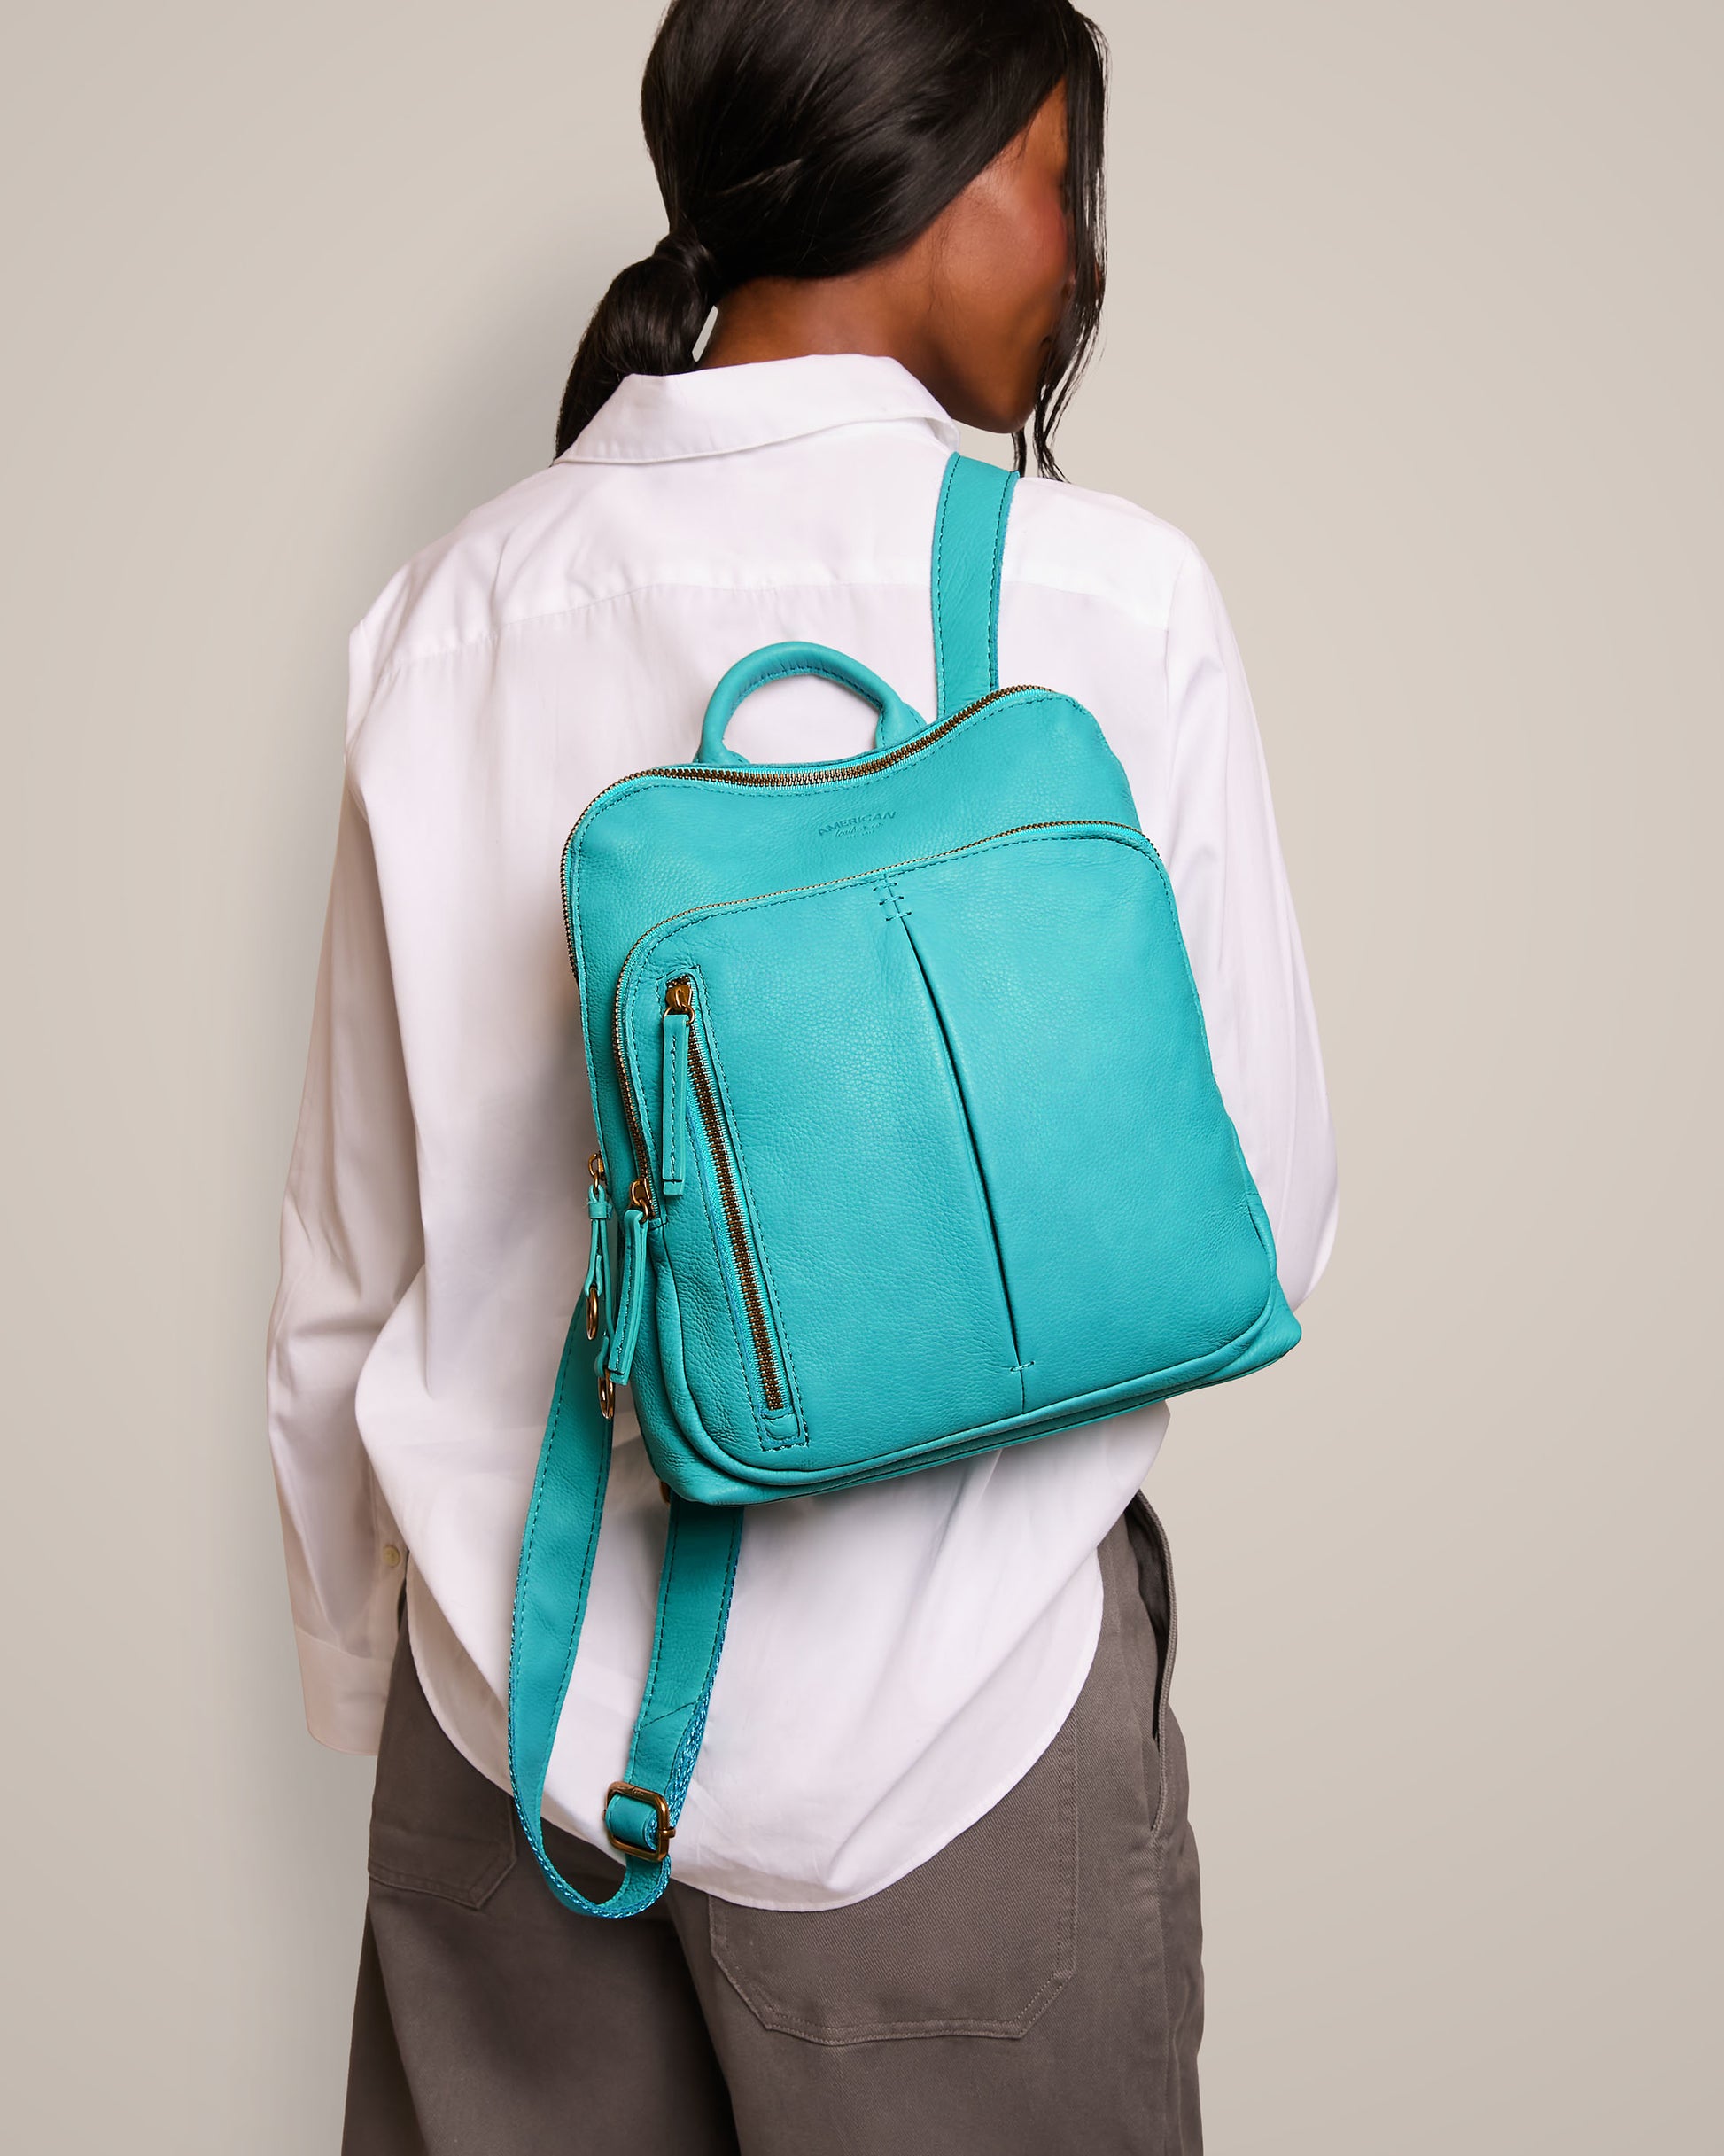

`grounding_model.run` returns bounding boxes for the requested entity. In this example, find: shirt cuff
[295,1625,393,1755]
